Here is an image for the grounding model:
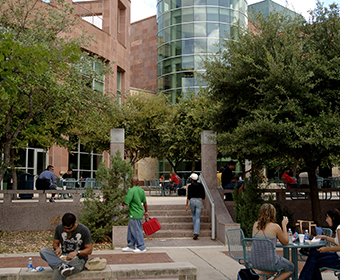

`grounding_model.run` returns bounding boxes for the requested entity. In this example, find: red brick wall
[130,16,158,92]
